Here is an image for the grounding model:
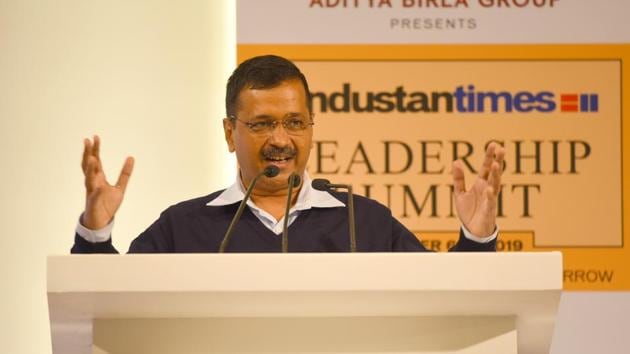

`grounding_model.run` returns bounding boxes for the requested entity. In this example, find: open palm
[452,143,505,238]
[81,136,134,230]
